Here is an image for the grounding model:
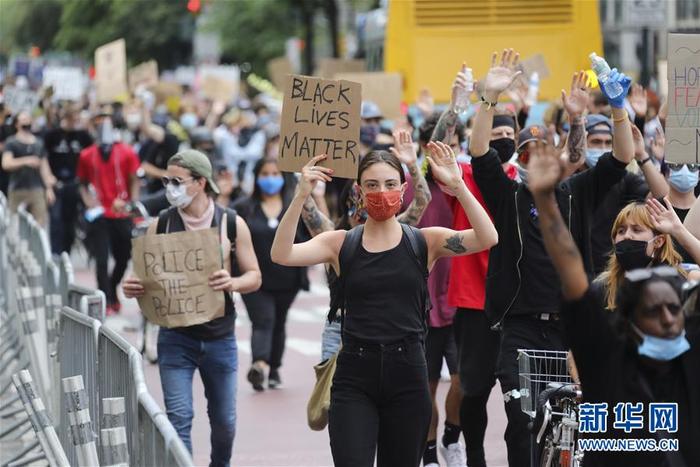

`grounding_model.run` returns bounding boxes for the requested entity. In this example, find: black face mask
[490,138,515,164]
[615,239,654,271]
